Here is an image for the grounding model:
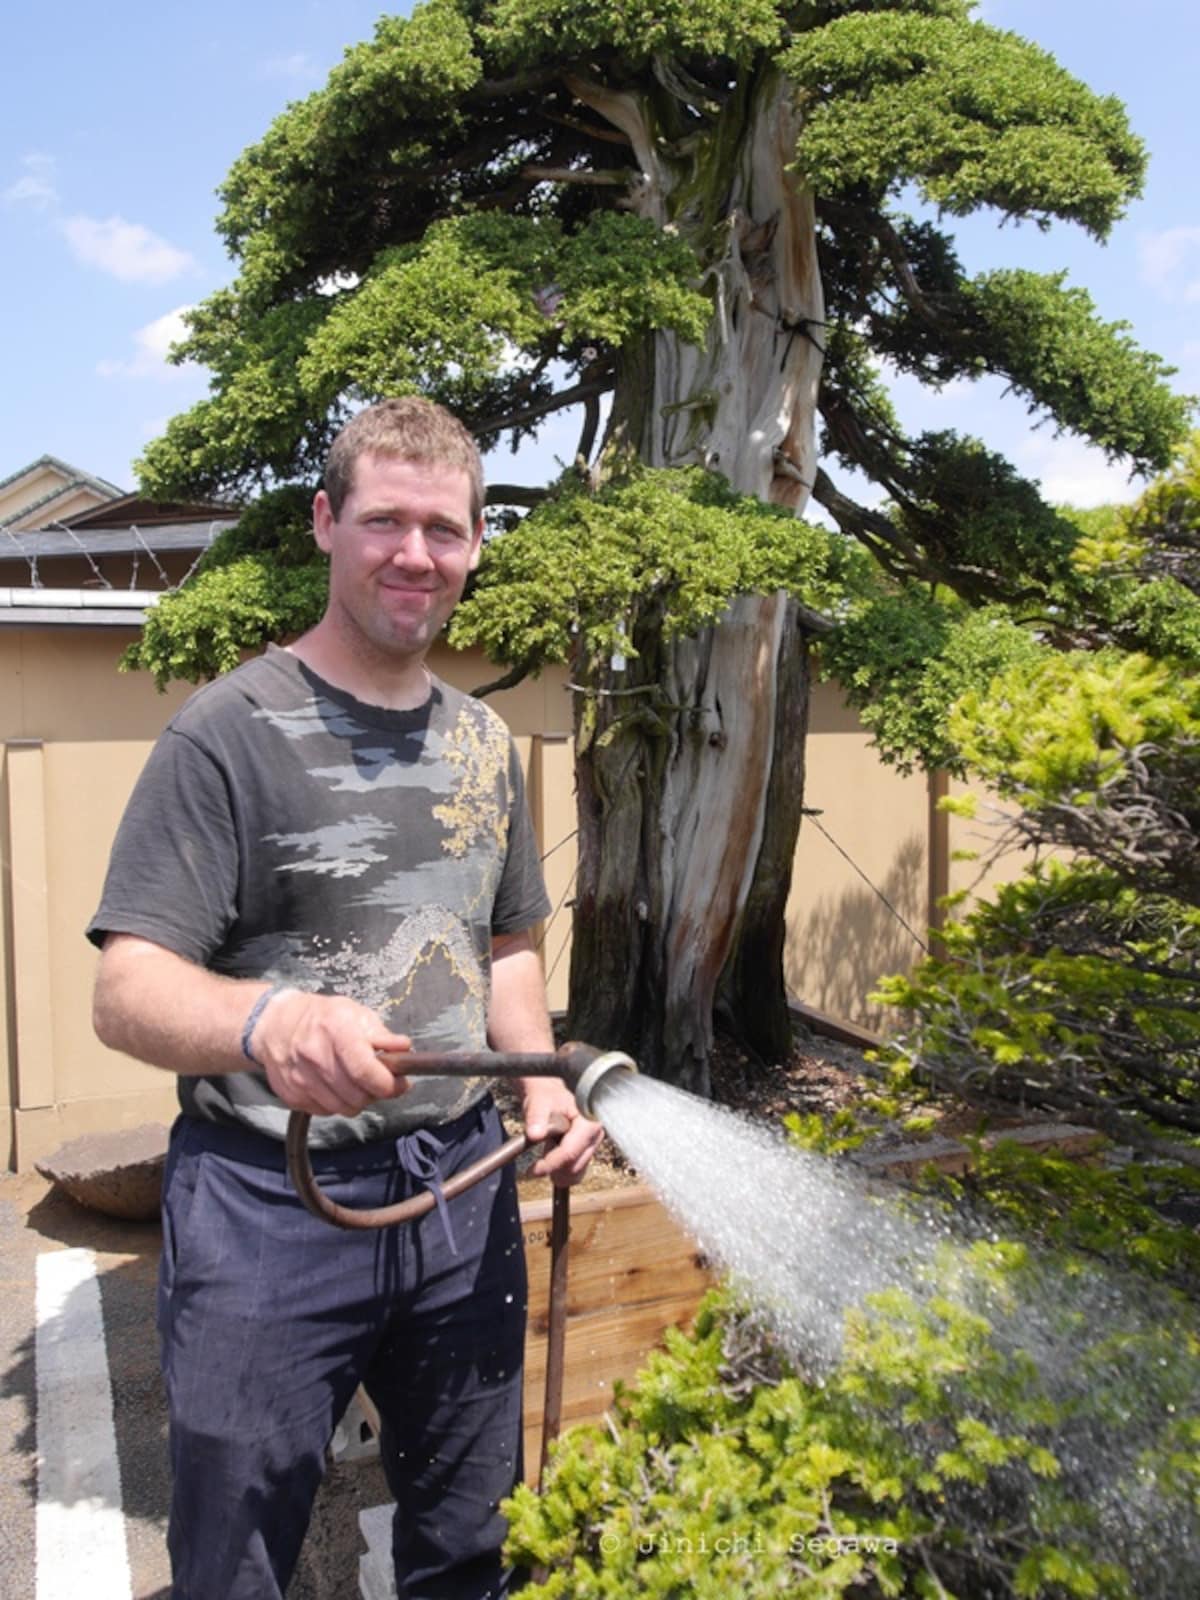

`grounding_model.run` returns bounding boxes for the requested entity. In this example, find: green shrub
[505,1151,1200,1598]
